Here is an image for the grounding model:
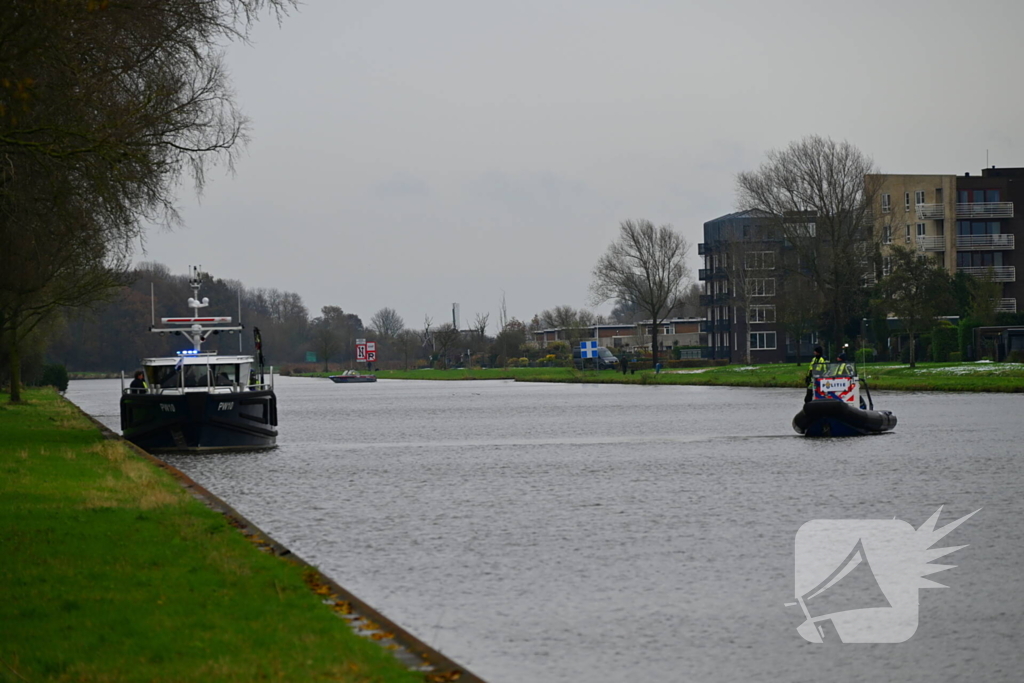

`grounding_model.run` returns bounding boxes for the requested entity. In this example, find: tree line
[1,0,294,401]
